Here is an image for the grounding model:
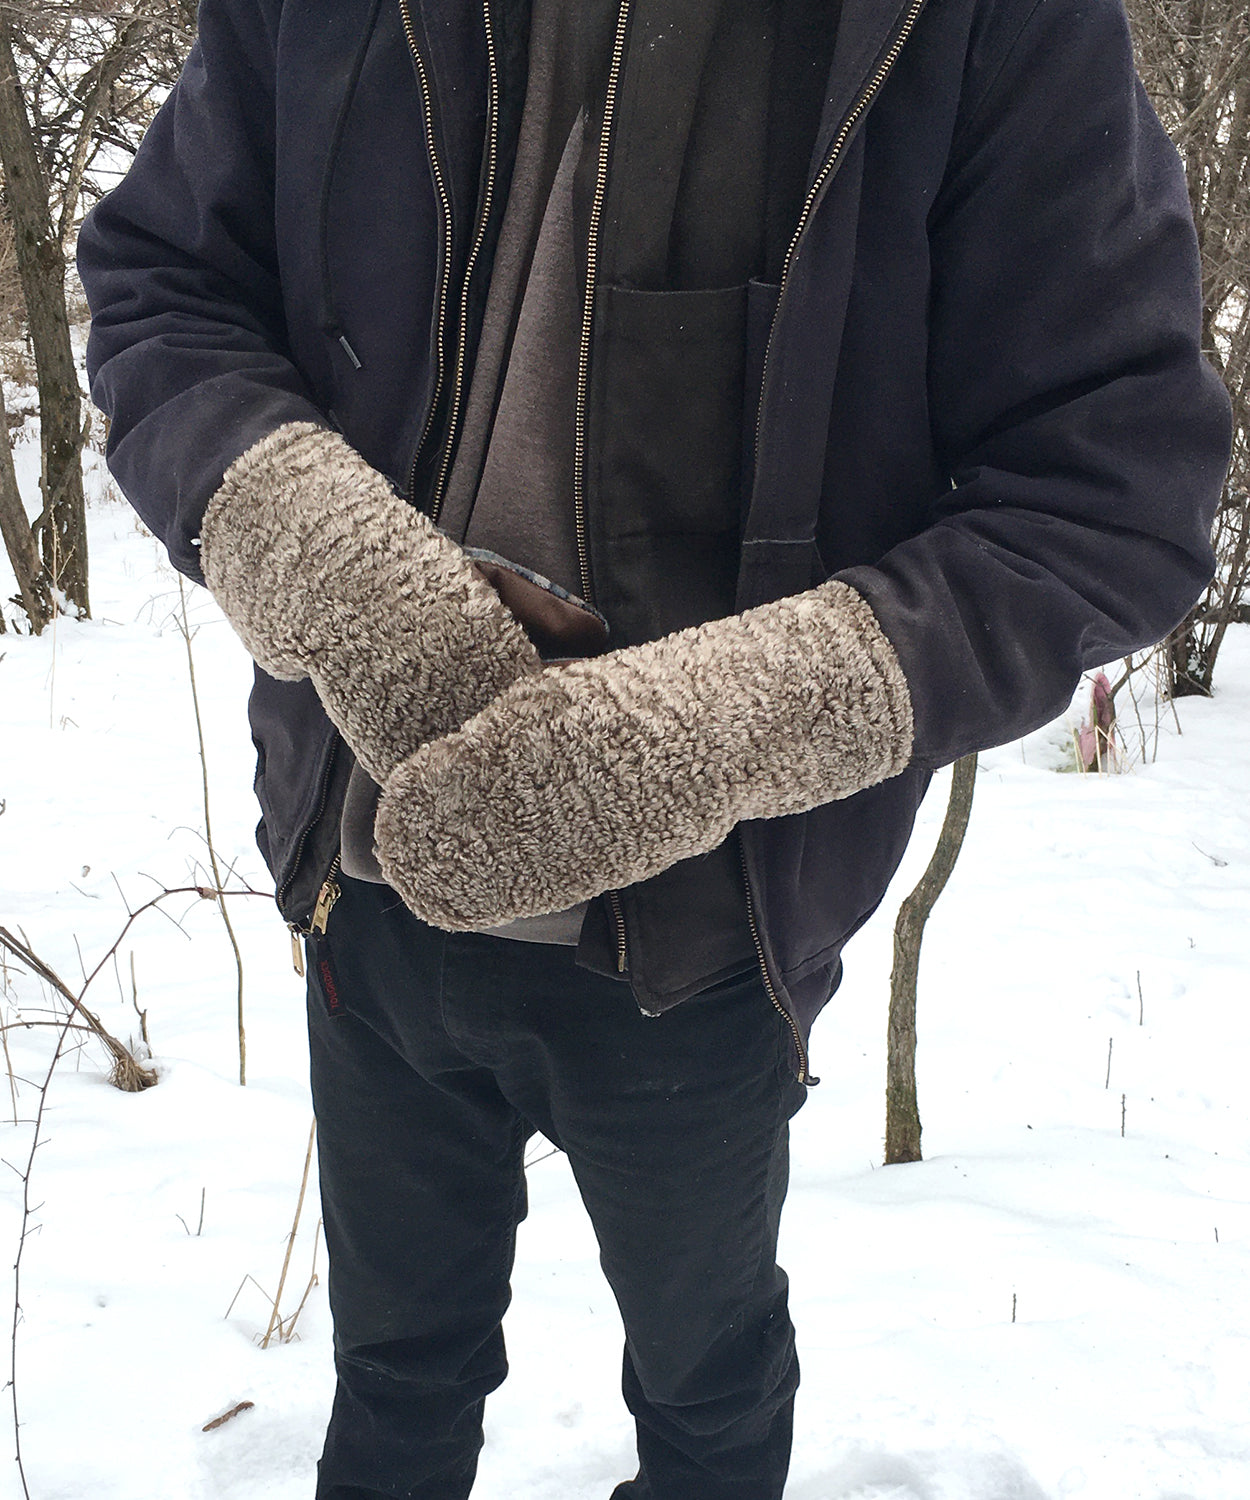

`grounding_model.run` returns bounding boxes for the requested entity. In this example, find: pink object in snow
[1077,671,1118,771]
